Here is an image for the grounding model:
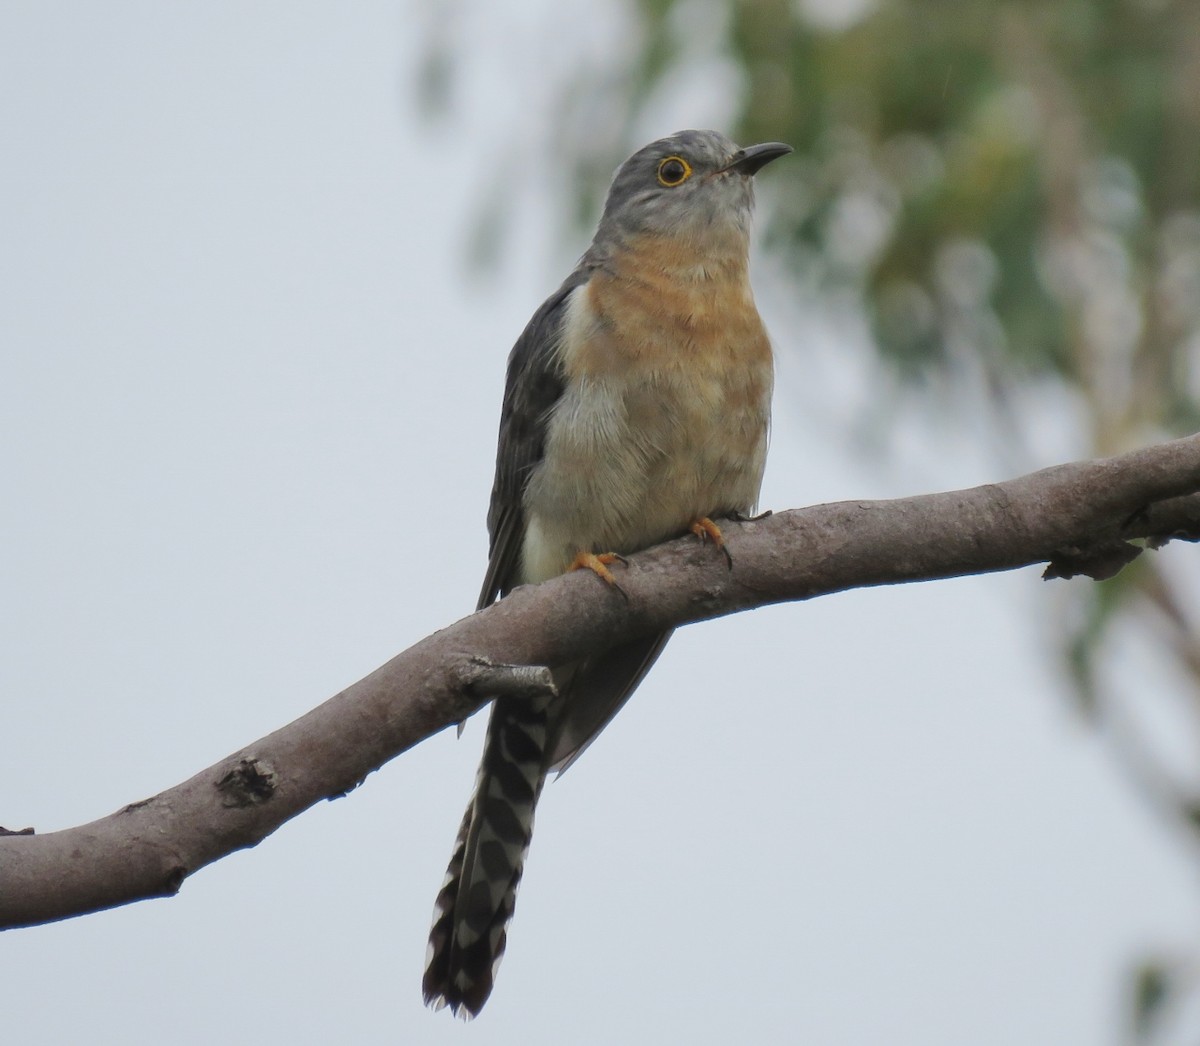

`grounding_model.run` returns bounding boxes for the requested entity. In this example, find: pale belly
[519,364,771,585]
